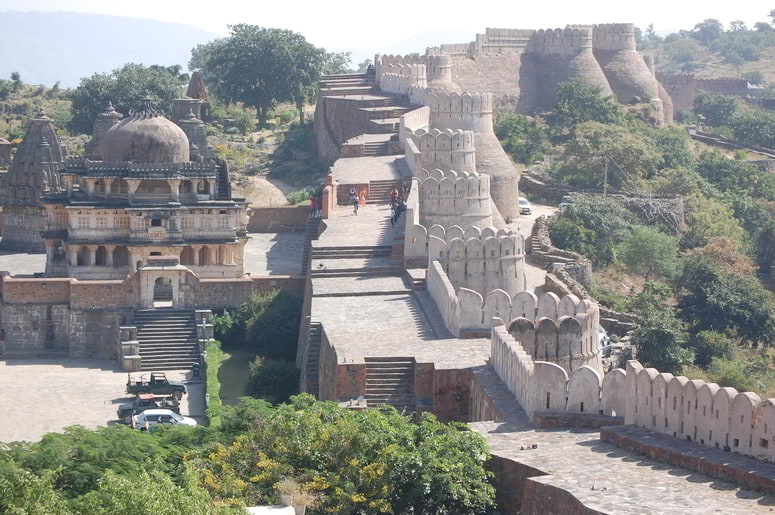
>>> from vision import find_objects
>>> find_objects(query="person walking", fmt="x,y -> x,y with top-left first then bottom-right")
309,196 -> 318,218
359,188 -> 367,207
390,188 -> 398,204
350,187 -> 359,215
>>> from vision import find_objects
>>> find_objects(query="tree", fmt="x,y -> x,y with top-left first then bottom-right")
10,71 -> 21,92
677,256 -> 775,345
551,79 -> 626,129
683,192 -> 747,248
653,126 -> 695,169
495,112 -> 548,165
69,63 -> 185,134
557,122 -> 662,191
693,91 -> 739,126
688,236 -> 755,276
692,19 -> 724,45
618,225 -> 679,283
629,285 -> 693,373
743,71 -> 765,85
245,357 -> 299,404
356,59 -> 372,73
665,38 -> 702,68
191,25 -> 326,126
730,20 -> 748,32
0,460 -> 70,514
187,395 -> 495,513
322,51 -> 352,75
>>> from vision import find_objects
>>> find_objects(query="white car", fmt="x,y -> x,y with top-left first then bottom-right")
132,408 -> 197,430
518,197 -> 532,215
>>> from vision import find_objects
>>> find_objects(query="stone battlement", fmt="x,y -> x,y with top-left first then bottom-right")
526,27 -> 594,55
426,55 -> 452,82
409,128 -> 476,174
591,23 -> 637,51
408,88 -> 494,133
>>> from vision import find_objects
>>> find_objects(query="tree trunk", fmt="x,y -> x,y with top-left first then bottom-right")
257,106 -> 268,127
296,98 -> 305,126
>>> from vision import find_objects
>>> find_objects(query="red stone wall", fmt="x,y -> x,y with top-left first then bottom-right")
432,368 -> 472,421
2,277 -> 71,304
247,205 -> 310,233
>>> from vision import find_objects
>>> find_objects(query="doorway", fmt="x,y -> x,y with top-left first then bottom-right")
153,276 -> 173,307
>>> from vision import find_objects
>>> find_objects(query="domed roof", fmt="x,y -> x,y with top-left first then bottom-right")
100,97 -> 190,164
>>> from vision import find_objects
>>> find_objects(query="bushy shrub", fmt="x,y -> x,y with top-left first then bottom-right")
245,357 -> 299,404
286,189 -> 312,205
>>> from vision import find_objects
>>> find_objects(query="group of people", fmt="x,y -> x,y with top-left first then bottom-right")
308,195 -> 323,217
349,187 -> 367,215
332,186 -> 406,223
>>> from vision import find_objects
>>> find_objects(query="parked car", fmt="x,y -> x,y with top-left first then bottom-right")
518,197 -> 532,215
117,393 -> 180,424
559,195 -> 573,211
126,372 -> 186,398
132,409 -> 197,430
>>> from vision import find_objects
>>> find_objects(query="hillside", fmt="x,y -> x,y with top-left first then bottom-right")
0,11 -> 218,87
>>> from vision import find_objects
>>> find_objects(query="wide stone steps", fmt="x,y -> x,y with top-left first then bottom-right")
300,216 -> 321,276
134,309 -> 199,371
363,142 -> 389,156
364,357 -> 416,413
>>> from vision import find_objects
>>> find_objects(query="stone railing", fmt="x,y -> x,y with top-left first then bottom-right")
118,325 -> 140,371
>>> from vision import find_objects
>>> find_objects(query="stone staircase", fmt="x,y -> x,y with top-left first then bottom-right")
216,162 -> 230,199
318,73 -> 375,97
310,245 -> 396,278
364,357 -> 416,413
303,321 -> 322,396
363,141 -> 390,156
300,216 -> 321,275
368,179 -> 402,204
134,309 -> 199,371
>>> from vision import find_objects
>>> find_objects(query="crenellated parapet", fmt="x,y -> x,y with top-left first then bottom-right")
408,128 -> 476,175
474,28 -> 535,54
379,65 -> 428,95
591,23 -> 637,51
426,55 -> 453,82
418,169 -> 492,228
409,89 -> 494,133
427,224 -> 525,297
526,27 -> 594,55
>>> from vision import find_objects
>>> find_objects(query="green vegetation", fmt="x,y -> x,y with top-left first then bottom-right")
245,357 -> 299,404
214,290 -> 301,361
191,25 -> 347,125
0,396 -> 495,513
205,340 -> 229,426
69,63 -> 188,134
508,75 -> 775,392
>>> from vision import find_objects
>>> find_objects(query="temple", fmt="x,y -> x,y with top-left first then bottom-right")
40,96 -> 248,281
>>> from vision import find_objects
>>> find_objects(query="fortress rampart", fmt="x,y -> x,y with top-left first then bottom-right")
408,128 -> 476,175
408,88 -> 495,134
490,326 -> 775,464
656,72 -> 749,113
426,55 -> 453,82
426,224 -> 526,298
591,23 -> 637,51
414,170 -> 492,229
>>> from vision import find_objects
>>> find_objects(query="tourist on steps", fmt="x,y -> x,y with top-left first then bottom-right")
359,189 -> 367,207
309,196 -> 318,218
350,187 -> 359,215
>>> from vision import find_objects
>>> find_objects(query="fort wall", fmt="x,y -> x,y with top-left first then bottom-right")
399,106 -> 430,146
591,24 -> 658,104
490,326 -> 775,464
417,169 -> 492,229
408,128 -> 476,174
656,72 -> 749,114
426,224 -> 526,297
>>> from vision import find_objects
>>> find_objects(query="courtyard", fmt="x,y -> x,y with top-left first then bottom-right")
0,359 -> 205,443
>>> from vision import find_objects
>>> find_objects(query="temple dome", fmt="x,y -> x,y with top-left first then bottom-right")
100,98 -> 190,163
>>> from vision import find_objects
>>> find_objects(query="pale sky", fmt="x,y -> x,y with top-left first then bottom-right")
1,0 -> 771,64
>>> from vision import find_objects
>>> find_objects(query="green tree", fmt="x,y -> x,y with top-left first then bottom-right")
71,469 -> 222,515
495,112 -> 548,165
356,59 -> 373,73
191,25 -> 326,126
677,256 -> 775,345
693,91 -> 739,127
69,63 -> 185,134
551,79 -> 626,129
690,330 -> 736,368
549,194 -> 635,266
617,225 -> 679,283
0,461 -> 70,514
743,71 -> 765,85
557,121 -> 662,190
665,38 -> 703,69
692,19 -> 724,45
10,72 -> 21,92
188,395 -> 495,513
653,126 -> 695,169
683,192 -> 746,248
630,286 -> 693,373
245,357 -> 299,404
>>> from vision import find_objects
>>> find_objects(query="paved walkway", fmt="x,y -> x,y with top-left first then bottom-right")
0,359 -> 204,443
244,233 -> 304,276
504,201 -> 558,294
331,155 -> 410,185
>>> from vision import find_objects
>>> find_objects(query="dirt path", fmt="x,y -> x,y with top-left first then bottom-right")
233,175 -> 296,206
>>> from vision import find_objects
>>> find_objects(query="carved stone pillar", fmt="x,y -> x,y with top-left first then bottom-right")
67,246 -> 78,266
192,245 -> 201,266
169,179 -> 181,202
104,179 -> 112,198
106,245 -> 114,266
87,245 -> 96,266
86,179 -> 96,199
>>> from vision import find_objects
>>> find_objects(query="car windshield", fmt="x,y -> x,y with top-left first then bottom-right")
519,199 -> 528,205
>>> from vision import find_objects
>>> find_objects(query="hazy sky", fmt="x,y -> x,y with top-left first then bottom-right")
1,0 -> 772,63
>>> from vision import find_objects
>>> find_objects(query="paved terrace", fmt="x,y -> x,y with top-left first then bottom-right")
329,155 -> 409,185
470,367 -> 775,514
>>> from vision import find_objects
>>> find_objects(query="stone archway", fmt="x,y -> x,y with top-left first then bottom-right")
153,276 -> 173,307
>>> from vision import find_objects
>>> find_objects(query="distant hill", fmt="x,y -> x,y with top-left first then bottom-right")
0,11 -> 219,88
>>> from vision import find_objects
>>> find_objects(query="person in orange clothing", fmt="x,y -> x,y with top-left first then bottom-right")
359,188 -> 367,207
